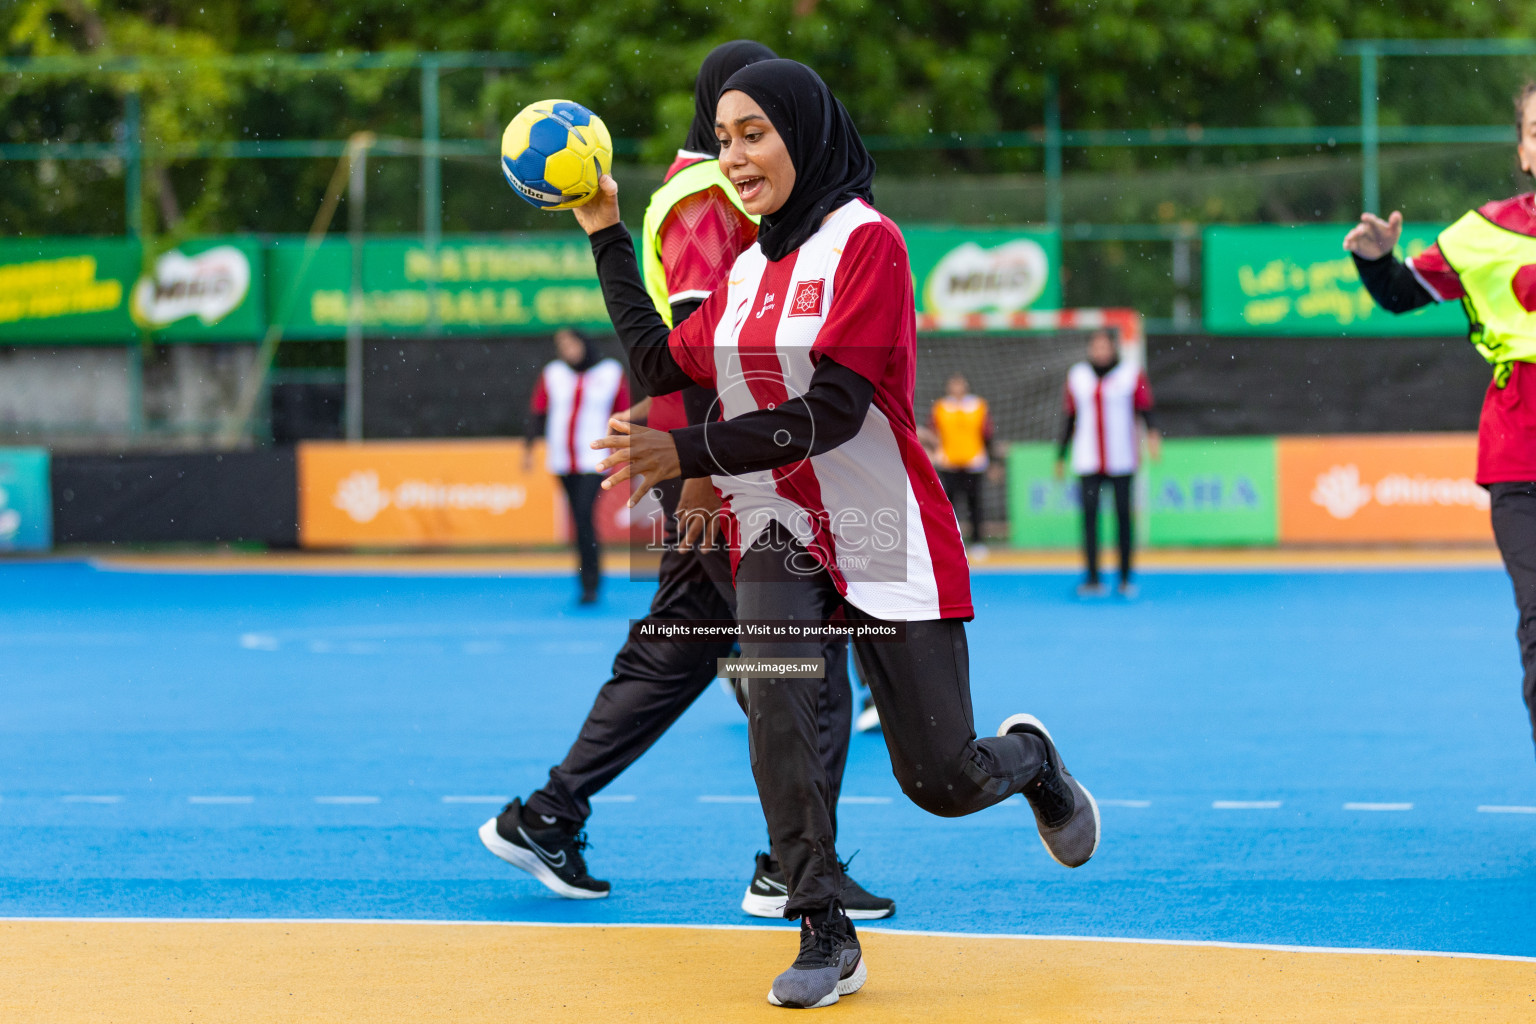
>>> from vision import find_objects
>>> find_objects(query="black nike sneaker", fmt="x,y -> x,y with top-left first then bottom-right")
478,798 -> 610,899
768,903 -> 866,1009
740,851 -> 895,920
998,713 -> 1100,868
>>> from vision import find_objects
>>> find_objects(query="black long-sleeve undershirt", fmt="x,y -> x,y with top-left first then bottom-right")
588,220 -> 874,479
1352,251 -> 1435,314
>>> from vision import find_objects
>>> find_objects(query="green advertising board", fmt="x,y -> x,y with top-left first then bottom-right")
1007,437 -> 1277,549
1145,437 -> 1277,546
0,237 -> 265,343
905,227 -> 1061,317
1202,225 -> 1467,336
0,226 -> 1062,342
266,235 -> 609,338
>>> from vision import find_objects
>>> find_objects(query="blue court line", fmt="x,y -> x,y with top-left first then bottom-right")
1,561 -> 1534,956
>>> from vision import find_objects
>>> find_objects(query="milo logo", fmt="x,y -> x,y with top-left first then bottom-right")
130,245 -> 251,328
924,239 -> 1049,315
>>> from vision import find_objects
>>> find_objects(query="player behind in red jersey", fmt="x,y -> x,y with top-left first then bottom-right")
573,59 -> 1100,1009
479,41 -> 893,923
1346,81 -> 1536,765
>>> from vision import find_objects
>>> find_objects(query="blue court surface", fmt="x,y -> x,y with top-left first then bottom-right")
3,559 -> 1534,957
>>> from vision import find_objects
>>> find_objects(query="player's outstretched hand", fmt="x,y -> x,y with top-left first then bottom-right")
573,174 -> 621,236
1343,210 -> 1402,260
593,416 -> 682,507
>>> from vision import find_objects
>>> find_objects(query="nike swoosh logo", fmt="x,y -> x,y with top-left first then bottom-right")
730,277 -> 745,286
518,826 -> 567,869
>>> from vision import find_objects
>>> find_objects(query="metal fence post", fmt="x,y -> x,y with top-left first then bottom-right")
421,58 -> 442,334
1045,74 -> 1063,229
123,90 -> 142,237
1360,45 -> 1380,213
346,136 -> 372,442
421,57 -> 442,243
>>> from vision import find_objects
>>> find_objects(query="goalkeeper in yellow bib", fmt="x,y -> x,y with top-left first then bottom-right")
1346,81 -> 1536,763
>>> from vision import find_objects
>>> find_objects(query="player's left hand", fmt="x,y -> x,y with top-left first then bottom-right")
1147,429 -> 1163,462
987,464 -> 1005,484
593,417 -> 681,506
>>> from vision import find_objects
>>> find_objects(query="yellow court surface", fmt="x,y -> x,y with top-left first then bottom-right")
3,920 -> 1532,1023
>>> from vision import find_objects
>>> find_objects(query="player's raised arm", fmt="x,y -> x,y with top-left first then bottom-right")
1343,209 -> 1439,314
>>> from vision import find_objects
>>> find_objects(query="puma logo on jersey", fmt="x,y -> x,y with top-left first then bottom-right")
755,292 -> 777,318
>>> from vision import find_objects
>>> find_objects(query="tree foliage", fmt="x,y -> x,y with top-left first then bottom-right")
6,0 -> 1536,235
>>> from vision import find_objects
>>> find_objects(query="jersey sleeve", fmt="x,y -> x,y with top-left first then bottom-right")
1062,381 -> 1076,414
666,281 -> 727,388
812,223 -> 911,383
658,186 -> 758,304
529,371 -> 549,413
1406,242 -> 1465,302
1134,372 -> 1154,412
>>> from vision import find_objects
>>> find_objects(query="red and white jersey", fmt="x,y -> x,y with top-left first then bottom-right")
659,152 -> 759,307
668,199 -> 972,622
1064,361 -> 1152,476
531,358 -> 628,474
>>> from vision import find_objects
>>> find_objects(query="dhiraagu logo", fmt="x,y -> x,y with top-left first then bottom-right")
924,239 -> 1049,315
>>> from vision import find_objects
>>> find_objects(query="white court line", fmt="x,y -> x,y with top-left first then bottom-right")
589,795 -> 636,803
698,795 -> 757,804
1213,800 -> 1281,809
6,916 -> 1533,964
1344,802 -> 1412,811
62,795 -> 121,804
838,796 -> 893,805
314,796 -> 381,805
188,796 -> 254,805
1477,805 -> 1536,814
440,796 -> 507,804
1099,799 -> 1152,808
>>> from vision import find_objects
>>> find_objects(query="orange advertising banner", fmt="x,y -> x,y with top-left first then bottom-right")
298,439 -> 560,547
1277,434 -> 1492,543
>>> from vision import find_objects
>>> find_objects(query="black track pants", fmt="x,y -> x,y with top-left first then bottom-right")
1489,482 -> 1536,758
1079,473 -> 1134,584
735,526 -> 1046,917
560,472 -> 604,597
939,469 -> 985,543
526,485 -> 852,828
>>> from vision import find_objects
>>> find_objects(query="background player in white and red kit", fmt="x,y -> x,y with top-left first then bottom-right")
481,42 -> 893,922
1346,82 -> 1536,765
527,327 -> 627,604
574,59 -> 1101,1009
1055,330 -> 1160,597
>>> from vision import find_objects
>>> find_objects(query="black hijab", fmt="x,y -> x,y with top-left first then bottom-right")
718,59 -> 876,262
684,40 -> 778,155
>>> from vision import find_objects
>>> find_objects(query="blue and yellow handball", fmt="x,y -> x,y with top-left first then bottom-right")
500,99 -> 613,211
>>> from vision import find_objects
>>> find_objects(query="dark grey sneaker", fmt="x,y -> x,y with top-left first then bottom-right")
478,798 -> 610,899
998,714 -> 1100,868
740,852 -> 895,920
767,906 -> 866,1009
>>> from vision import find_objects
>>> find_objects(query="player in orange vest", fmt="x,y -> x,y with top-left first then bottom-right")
927,374 -> 1002,549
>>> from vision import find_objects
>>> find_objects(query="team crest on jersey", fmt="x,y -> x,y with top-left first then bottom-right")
789,278 -> 825,317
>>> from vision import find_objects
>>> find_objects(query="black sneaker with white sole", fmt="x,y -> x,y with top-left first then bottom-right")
998,713 -> 1101,868
740,851 -> 895,920
768,904 -> 866,1009
478,798 -> 610,899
